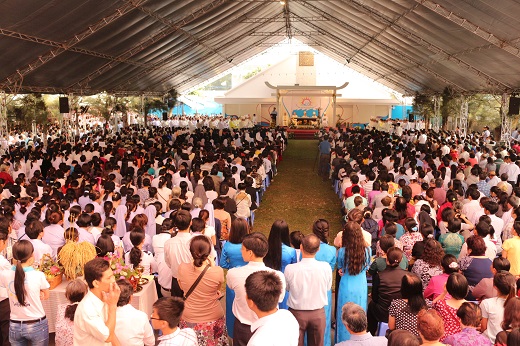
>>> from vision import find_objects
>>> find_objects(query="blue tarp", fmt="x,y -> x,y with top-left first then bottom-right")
390,105 -> 413,120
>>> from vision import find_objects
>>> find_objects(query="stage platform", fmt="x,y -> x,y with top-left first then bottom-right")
287,128 -> 319,140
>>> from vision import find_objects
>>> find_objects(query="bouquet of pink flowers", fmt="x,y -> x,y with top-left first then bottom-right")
39,254 -> 63,280
103,252 -> 138,280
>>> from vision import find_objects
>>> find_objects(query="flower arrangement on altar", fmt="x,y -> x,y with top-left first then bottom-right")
103,252 -> 138,280
39,254 -> 63,289
103,252 -> 143,291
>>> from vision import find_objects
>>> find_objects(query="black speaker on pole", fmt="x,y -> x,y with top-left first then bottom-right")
508,97 -> 520,116
167,99 -> 174,108
162,112 -> 168,121
408,113 -> 414,122
59,97 -> 70,113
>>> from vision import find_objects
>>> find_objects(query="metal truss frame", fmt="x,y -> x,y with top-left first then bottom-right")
501,93 -> 512,147
415,0 -> 520,60
458,95 -> 468,138
292,16 -> 431,93
337,0 -> 511,91
112,3 -> 275,91
70,0 -> 231,89
292,2 -> 465,93
0,0 -> 147,92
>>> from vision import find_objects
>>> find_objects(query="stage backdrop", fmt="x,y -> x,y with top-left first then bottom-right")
281,94 -> 332,123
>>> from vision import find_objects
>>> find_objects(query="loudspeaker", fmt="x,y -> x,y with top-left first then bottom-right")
162,112 -> 168,121
59,97 -> 69,113
509,97 -> 520,116
167,99 -> 174,108
408,113 -> 414,122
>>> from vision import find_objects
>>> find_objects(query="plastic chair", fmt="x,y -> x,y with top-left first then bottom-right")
376,322 -> 389,337
249,210 -> 255,227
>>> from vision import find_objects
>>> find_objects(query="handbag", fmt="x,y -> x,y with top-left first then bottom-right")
183,264 -> 210,300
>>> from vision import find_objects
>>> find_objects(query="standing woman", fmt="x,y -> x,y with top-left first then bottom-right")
312,219 -> 336,346
178,235 -> 228,345
0,240 -> 50,346
219,218 -> 249,338
0,231 -> 11,346
264,219 -> 297,309
335,221 -> 371,343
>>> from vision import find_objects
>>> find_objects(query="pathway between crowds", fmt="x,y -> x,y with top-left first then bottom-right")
253,139 -> 343,238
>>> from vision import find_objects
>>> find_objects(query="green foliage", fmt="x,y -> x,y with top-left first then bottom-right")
412,92 -> 435,128
87,92 -> 116,122
243,67 -> 261,80
467,94 -> 501,131
144,98 -> 167,114
19,94 -> 50,130
441,86 -> 459,129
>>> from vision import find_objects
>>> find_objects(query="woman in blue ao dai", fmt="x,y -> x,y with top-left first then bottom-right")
312,219 -> 337,346
335,221 -> 371,344
264,219 -> 297,309
219,218 -> 249,338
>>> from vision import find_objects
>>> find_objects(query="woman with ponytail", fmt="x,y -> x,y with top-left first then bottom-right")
124,228 -> 157,275
178,235 -> 227,345
312,218 -> 336,345
55,279 -> 88,346
102,217 -> 122,252
0,240 -> 50,345
0,231 -> 11,346
480,271 -> 517,343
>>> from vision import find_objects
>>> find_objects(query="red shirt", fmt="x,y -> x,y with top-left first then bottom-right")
0,171 -> 14,184
344,184 -> 365,198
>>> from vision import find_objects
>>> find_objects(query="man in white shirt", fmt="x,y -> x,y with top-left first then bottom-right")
115,280 -> 155,346
462,189 -> 483,225
74,257 -> 121,346
164,210 -> 193,298
245,271 -> 299,346
284,234 -> 332,346
227,232 -> 286,346
484,201 -> 504,253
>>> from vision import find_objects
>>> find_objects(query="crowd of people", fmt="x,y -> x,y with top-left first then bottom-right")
1,118 -> 520,346
0,123 -> 288,346
317,125 -> 520,345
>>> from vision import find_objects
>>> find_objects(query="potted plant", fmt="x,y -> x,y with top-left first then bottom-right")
39,254 -> 63,290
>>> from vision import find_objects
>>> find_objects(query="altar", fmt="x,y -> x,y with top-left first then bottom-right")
290,108 -> 320,128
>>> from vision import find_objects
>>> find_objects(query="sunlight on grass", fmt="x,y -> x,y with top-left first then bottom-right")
253,140 -> 343,242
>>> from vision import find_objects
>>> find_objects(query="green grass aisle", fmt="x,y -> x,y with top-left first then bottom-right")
253,140 -> 343,239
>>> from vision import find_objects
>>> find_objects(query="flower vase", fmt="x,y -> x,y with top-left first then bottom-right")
128,275 -> 139,292
47,274 -> 63,290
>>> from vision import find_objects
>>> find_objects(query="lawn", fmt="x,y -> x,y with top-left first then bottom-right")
253,140 -> 343,242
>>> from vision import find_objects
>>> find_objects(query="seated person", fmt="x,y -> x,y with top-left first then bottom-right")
472,257 -> 510,301
444,302 -> 492,346
335,302 -> 387,346
368,235 -> 408,276
115,280 -> 155,346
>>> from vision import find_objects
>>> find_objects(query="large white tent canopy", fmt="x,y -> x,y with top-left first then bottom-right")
1,0 -> 520,96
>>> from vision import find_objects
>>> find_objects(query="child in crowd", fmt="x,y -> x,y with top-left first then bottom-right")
289,230 -> 303,262
151,297 -> 198,346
